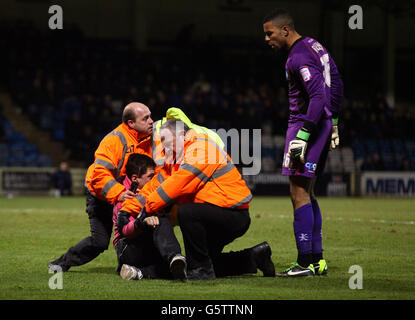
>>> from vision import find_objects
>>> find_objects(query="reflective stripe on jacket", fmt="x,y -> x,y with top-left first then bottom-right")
121,129 -> 251,216
85,123 -> 152,204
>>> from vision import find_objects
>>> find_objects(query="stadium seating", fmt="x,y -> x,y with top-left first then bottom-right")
341,147 -> 356,173
326,148 -> 343,173
0,105 -> 52,167
1,22 -> 414,172
0,143 -> 8,166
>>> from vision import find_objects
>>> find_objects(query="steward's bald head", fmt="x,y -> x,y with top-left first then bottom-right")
122,102 -> 149,124
122,102 -> 153,136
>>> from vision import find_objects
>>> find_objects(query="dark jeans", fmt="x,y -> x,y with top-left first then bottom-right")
116,215 -> 182,279
177,202 -> 256,277
51,192 -> 113,268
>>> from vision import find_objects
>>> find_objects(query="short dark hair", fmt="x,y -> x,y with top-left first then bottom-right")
122,107 -> 136,124
160,119 -> 190,134
263,8 -> 295,30
125,154 -> 156,179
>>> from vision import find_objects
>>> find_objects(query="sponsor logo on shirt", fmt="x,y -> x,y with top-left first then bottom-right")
299,66 -> 311,82
305,162 -> 317,173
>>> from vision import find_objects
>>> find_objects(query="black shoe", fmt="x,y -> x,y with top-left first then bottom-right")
169,254 -> 187,281
187,266 -> 216,280
115,262 -> 122,274
250,242 -> 275,277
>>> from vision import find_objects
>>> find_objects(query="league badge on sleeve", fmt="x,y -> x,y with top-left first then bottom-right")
299,66 -> 311,82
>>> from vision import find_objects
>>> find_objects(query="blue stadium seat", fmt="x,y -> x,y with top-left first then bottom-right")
405,140 -> 415,154
0,143 -> 8,166
37,154 -> 53,167
53,127 -> 65,141
10,142 -> 25,158
353,138 -> 366,160
391,139 -> 404,153
382,157 -> 396,170
7,154 -> 25,167
8,131 -> 26,143
2,121 -> 13,136
22,143 -> 40,166
364,139 -> 379,153
39,106 -> 54,130
261,147 -> 276,158
1,118 -> 53,167
61,97 -> 82,118
24,153 -> 39,166
380,143 -> 396,169
24,143 -> 39,155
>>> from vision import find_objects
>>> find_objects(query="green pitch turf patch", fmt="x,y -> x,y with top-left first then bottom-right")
0,196 -> 414,300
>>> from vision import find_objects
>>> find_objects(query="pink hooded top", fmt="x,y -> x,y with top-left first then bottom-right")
112,176 -> 142,248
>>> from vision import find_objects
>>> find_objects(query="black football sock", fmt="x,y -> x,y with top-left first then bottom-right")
312,253 -> 323,264
297,253 -> 312,268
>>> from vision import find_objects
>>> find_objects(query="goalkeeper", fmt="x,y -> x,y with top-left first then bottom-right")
263,9 -> 343,277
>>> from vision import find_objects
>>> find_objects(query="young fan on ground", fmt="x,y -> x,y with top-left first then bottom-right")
113,153 -> 186,280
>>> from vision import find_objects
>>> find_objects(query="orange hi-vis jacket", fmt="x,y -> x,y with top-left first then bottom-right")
85,123 -> 157,205
121,129 -> 252,217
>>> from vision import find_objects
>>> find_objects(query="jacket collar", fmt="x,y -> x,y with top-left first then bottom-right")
120,123 -> 150,143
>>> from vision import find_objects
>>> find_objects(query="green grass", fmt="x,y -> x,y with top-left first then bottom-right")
0,196 -> 414,300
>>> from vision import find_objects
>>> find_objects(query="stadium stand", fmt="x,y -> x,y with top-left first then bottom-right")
0,102 -> 52,167
1,21 -> 414,172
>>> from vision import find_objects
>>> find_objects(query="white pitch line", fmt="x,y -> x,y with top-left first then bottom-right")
2,208 -> 415,225
0,208 -> 82,214
261,213 -> 414,226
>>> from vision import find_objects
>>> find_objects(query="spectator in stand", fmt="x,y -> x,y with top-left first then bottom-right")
361,155 -> 374,171
52,161 -> 73,196
399,157 -> 411,171
372,153 -> 386,171
3,21 -> 415,174
361,153 -> 385,171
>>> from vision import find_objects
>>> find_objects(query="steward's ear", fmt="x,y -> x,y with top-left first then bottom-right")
127,119 -> 135,129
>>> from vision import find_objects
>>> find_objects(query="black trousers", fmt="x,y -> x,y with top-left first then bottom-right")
53,192 -> 113,268
116,215 -> 182,279
177,203 -> 256,277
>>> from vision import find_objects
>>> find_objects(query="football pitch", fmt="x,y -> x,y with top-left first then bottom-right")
0,196 -> 414,300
